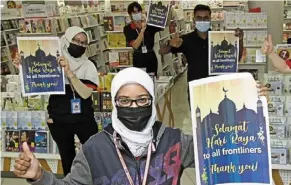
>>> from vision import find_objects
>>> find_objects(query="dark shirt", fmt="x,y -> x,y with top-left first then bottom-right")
47,79 -> 97,123
123,22 -> 162,51
171,29 -> 209,82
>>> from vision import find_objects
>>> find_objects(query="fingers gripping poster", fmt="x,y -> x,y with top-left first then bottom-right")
189,73 -> 271,185
17,37 -> 65,96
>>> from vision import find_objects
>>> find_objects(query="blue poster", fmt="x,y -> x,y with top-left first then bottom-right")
209,31 -> 239,75
17,37 -> 65,96
189,73 -> 271,185
146,0 -> 170,28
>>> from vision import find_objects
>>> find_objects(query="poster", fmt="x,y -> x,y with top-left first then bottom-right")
275,44 -> 291,61
146,0 -> 170,28
17,37 -> 65,96
209,31 -> 239,75
189,73 -> 271,185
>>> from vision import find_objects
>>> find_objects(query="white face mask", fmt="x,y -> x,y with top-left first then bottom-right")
195,21 -> 210,33
132,12 -> 142,21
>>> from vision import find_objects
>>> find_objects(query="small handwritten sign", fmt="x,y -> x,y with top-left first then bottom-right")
189,73 -> 272,185
146,0 -> 170,28
17,37 -> 65,96
209,31 -> 239,75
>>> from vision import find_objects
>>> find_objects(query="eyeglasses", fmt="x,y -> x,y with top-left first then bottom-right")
71,38 -> 88,47
115,97 -> 152,107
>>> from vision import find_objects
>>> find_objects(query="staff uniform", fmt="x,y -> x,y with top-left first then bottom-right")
47,27 -> 99,175
123,23 -> 162,75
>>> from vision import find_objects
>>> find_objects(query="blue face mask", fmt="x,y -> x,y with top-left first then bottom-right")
132,13 -> 142,21
195,21 -> 210,33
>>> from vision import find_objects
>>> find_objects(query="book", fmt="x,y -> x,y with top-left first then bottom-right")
109,52 -> 120,67
17,111 -> 32,130
6,111 -> 18,130
113,16 -> 126,32
102,112 -> 112,128
35,131 -> 49,153
119,52 -> 130,65
101,92 -> 112,112
20,130 -> 36,152
31,111 -> 47,130
91,91 -> 101,112
103,16 -> 114,31
5,131 -> 20,152
107,33 -> 126,48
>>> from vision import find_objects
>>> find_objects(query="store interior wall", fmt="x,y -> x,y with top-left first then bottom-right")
248,0 -> 284,71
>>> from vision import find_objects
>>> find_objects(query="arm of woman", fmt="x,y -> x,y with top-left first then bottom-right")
123,24 -> 146,50
67,71 -> 93,99
262,34 -> 291,73
268,52 -> 291,73
59,57 -> 98,100
131,29 -> 145,49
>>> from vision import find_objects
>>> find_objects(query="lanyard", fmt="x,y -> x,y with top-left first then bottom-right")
113,131 -> 155,185
68,77 -> 76,99
136,29 -> 145,47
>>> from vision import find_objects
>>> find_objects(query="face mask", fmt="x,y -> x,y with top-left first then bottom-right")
67,43 -> 86,58
195,21 -> 210,33
132,13 -> 142,21
116,105 -> 152,132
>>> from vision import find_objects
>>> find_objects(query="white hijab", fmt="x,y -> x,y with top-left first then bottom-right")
111,67 -> 157,157
60,26 -> 98,85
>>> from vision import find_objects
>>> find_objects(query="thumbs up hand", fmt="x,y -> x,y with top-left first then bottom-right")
14,142 -> 42,181
170,33 -> 183,48
261,34 -> 274,55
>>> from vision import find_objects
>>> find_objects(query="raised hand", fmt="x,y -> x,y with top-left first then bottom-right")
261,34 -> 274,55
170,33 -> 183,48
234,28 -> 244,41
12,53 -> 22,69
14,142 -> 42,181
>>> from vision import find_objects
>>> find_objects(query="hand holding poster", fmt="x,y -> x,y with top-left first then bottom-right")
209,31 -> 239,75
189,73 -> 271,185
17,37 -> 65,96
146,0 -> 170,28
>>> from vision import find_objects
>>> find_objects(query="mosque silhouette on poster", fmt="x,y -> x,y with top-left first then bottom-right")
195,88 -> 270,185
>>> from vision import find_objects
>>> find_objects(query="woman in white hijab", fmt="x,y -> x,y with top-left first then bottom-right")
14,67 -> 269,185
12,26 -> 99,176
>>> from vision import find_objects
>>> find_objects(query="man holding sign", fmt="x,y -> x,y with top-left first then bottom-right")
160,4 -> 244,103
123,1 -> 173,76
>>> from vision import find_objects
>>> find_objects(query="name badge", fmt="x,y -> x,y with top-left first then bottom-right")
71,99 -> 81,114
142,46 -> 147,53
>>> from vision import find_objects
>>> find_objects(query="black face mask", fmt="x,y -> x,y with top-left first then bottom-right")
67,43 -> 86,58
116,105 -> 152,132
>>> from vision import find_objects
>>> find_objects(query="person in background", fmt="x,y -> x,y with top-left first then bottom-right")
123,1 -> 173,76
159,4 -> 244,104
12,26 -> 99,176
14,67 -> 269,185
262,34 -> 291,73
